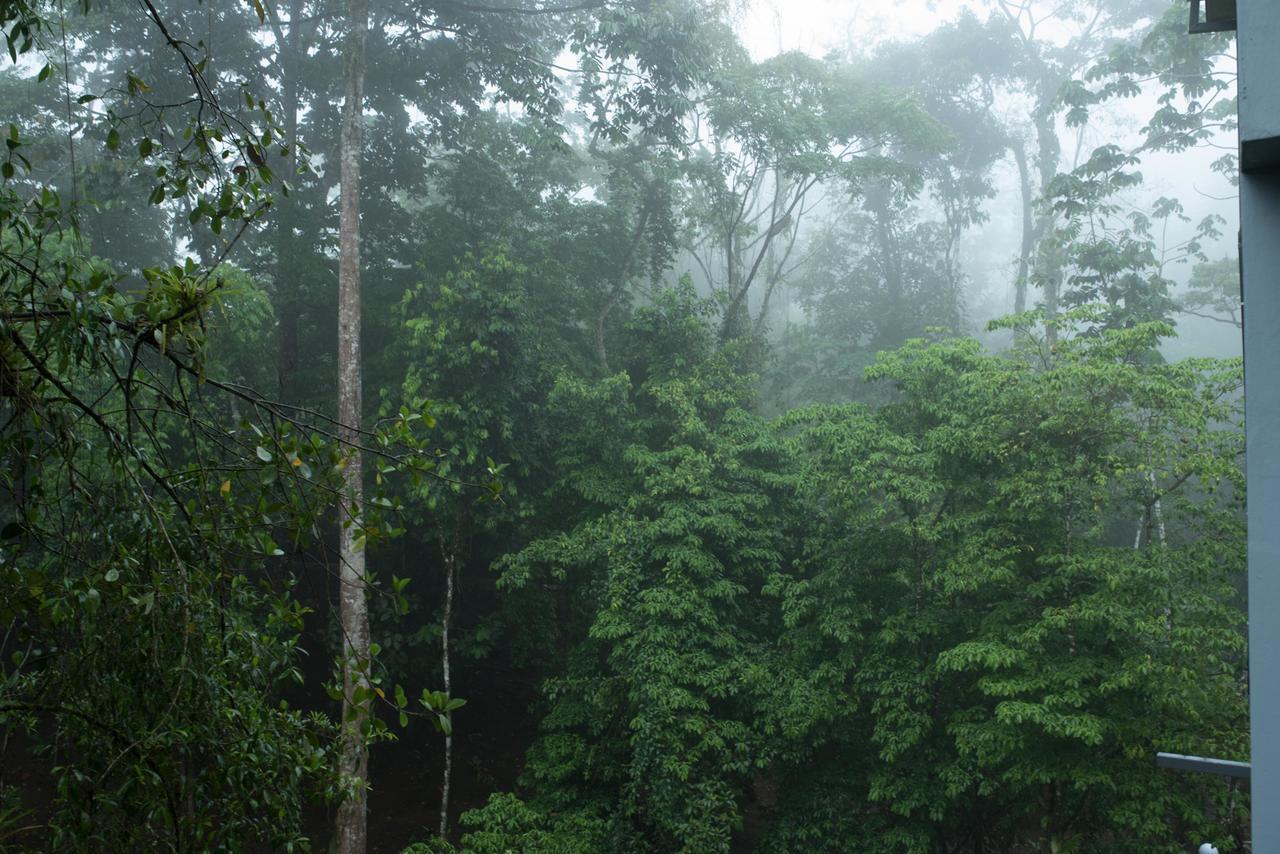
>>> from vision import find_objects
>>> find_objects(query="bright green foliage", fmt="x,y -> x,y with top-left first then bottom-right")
458,793 -> 611,853
477,292 -> 799,852
459,310 -> 1248,852
766,317 -> 1247,851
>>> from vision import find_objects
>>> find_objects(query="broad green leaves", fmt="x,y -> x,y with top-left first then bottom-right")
467,318 -> 1246,852
770,322 -> 1246,851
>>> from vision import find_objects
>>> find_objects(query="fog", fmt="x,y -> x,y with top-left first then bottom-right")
0,0 -> 1251,851
742,0 -> 1242,360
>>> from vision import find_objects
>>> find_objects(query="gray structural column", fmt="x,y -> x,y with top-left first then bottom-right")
1240,0 -> 1280,847
1244,174 -> 1280,848
1239,1 -> 1280,173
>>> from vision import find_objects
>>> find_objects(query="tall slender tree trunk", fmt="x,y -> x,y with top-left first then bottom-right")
719,226 -> 742,339
593,200 -> 652,373
274,0 -> 303,398
334,0 -> 369,850
1013,142 -> 1033,316
1148,471 -> 1167,547
1032,103 -> 1061,346
439,542 -> 456,840
867,183 -> 904,351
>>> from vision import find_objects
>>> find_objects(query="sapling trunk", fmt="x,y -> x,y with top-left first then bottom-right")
439,547 -> 455,840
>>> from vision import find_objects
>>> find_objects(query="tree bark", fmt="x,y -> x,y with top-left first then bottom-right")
593,200 -> 652,373
270,0 -> 303,398
1013,141 -> 1033,316
334,0 -> 369,850
722,174 -> 814,342
1032,103 -> 1061,346
867,183 -> 905,351
439,543 -> 456,840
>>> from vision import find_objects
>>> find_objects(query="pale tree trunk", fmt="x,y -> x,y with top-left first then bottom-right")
1042,253 -> 1060,348
593,198 -> 652,373
268,0 -> 303,398
1013,141 -> 1033,316
866,183 -> 905,351
1149,471 -> 1167,547
334,0 -> 369,850
1133,472 -> 1167,550
439,542 -> 456,840
1032,103 -> 1061,346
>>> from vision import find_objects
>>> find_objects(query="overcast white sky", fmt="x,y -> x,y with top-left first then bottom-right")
738,0 -> 975,59
729,0 -> 1242,357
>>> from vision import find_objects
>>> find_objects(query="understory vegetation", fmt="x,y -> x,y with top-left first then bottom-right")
0,0 -> 1248,851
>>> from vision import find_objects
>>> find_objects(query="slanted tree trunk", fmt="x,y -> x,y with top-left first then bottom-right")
334,0 -> 369,850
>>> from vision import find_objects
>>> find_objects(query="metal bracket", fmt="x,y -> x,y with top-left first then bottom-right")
1157,752 -> 1252,780
1190,0 -> 1238,33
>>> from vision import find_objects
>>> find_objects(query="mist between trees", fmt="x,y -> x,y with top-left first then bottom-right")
0,0 -> 1249,851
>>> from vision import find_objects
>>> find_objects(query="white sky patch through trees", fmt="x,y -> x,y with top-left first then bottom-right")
735,0 -> 1242,359
739,0 -> 976,60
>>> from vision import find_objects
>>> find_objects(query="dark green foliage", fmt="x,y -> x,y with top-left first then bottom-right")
0,2 -> 439,847
0,210 -> 344,849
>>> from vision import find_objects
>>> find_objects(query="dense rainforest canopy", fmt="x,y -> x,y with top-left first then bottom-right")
0,0 -> 1249,851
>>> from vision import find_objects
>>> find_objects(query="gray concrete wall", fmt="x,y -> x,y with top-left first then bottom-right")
1240,3 -> 1280,846
1244,168 -> 1280,851
1239,1 -> 1280,171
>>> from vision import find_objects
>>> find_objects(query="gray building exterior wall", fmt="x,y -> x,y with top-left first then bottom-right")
1240,0 -> 1280,848
1244,172 -> 1279,851
1239,1 -> 1280,172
